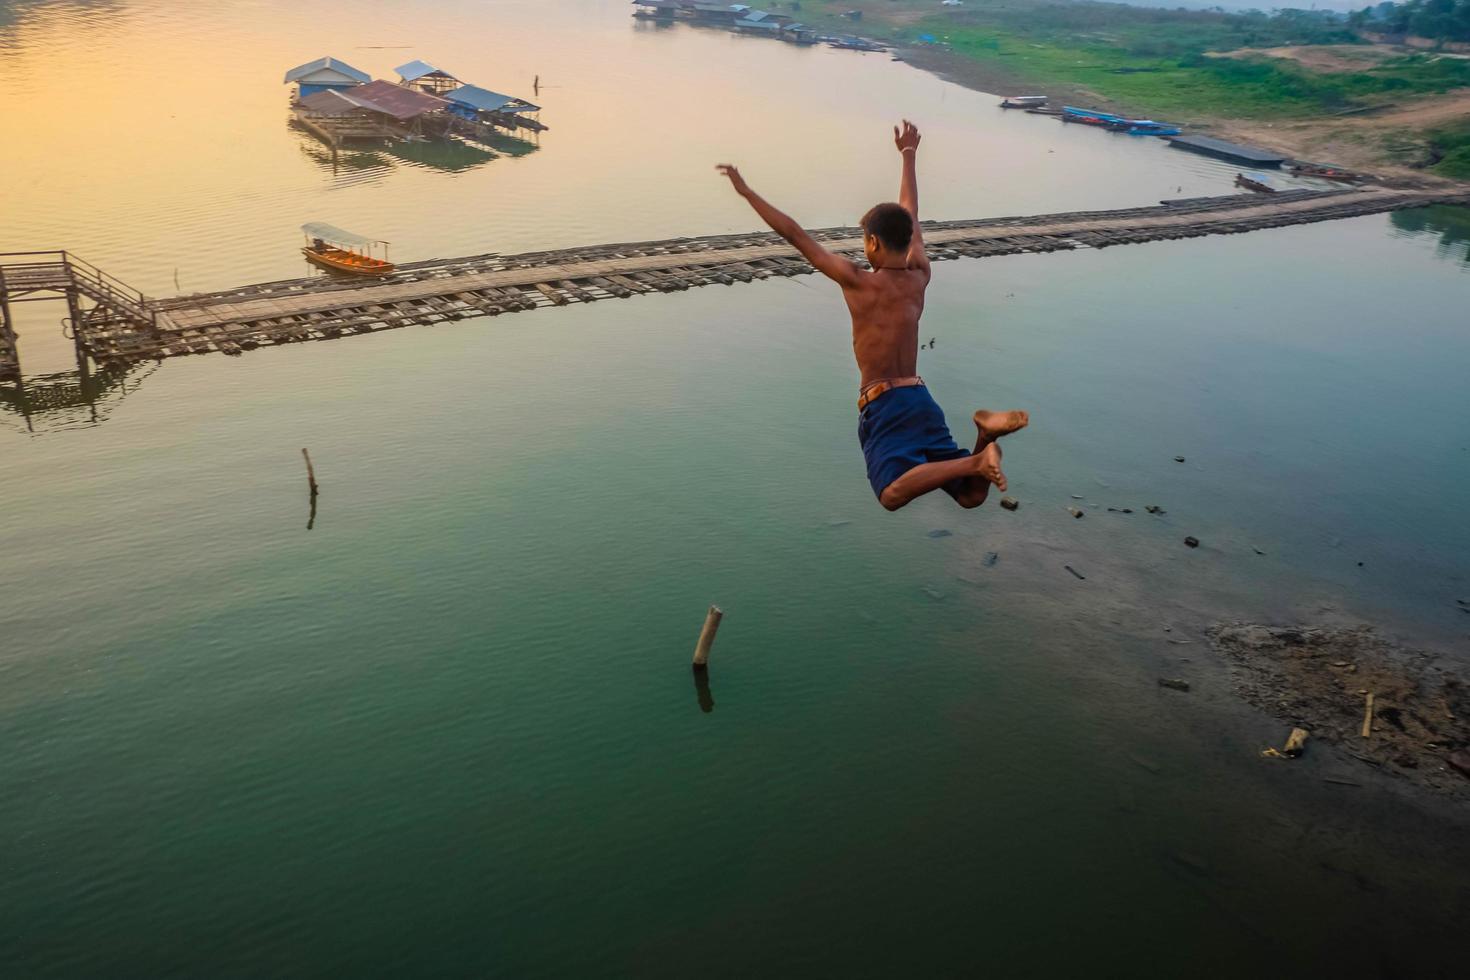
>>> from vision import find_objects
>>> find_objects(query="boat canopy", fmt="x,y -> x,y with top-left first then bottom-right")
301,222 -> 387,248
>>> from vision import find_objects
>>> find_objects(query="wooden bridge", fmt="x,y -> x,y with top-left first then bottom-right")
3,185 -> 1466,380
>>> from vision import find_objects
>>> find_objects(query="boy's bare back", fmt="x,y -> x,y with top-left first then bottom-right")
842,265 -> 929,385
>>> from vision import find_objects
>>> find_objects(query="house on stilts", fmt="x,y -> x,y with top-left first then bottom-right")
394,60 -> 463,97
443,84 -> 548,136
283,56 -> 371,101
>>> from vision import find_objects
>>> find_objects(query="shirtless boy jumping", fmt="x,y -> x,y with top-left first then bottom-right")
718,121 -> 1028,511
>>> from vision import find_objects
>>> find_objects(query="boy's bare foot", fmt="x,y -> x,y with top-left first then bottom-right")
974,409 -> 1029,441
975,442 -> 1007,491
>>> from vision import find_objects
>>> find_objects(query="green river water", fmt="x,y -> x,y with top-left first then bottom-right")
3,1 -> 1469,976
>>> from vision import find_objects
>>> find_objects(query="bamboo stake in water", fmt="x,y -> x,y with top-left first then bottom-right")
692,605 -> 723,670
1361,691 -> 1375,738
301,448 -> 320,498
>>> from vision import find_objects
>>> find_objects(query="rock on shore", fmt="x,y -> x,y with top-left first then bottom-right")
1209,624 -> 1470,794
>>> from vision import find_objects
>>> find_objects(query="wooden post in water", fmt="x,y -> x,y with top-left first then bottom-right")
692,605 -> 722,670
65,286 -> 88,377
301,447 -> 320,497
1361,691 -> 1375,738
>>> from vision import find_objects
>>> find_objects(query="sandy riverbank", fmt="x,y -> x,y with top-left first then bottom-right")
895,43 -> 1469,187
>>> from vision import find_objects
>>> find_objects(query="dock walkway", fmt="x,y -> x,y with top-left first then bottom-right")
6,186 -> 1467,372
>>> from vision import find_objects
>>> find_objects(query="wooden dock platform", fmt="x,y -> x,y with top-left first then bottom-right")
4,185 -> 1467,373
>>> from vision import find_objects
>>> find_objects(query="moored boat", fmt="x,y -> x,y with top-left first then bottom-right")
1000,95 -> 1048,109
1110,119 -> 1181,137
1234,172 -> 1276,194
1289,162 -> 1369,183
1061,106 -> 1124,127
301,222 -> 396,276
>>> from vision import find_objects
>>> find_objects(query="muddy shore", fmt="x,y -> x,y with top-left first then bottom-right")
893,42 -> 1468,187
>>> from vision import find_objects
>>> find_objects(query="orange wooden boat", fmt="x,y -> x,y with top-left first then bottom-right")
301,222 -> 395,276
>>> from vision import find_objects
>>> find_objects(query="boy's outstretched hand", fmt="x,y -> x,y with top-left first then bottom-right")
716,163 -> 750,196
894,120 -> 921,154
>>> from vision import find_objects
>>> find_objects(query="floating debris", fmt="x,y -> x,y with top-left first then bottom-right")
1146,505 -> 1165,515
983,551 -> 999,567
1174,456 -> 1186,463
1184,536 -> 1200,548
999,496 -> 1019,511
1158,677 -> 1191,692
1068,507 -> 1085,519
927,528 -> 953,539
1064,564 -> 1086,580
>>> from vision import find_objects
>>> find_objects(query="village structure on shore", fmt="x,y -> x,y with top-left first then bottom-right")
283,56 -> 547,152
631,1 -> 886,51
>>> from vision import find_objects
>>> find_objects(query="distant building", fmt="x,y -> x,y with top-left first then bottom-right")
394,60 -> 462,97
282,57 -> 371,99
632,0 -> 681,16
734,10 -> 788,32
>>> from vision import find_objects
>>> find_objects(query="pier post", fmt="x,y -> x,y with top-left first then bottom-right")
692,605 -> 723,670
65,286 -> 89,376
0,276 -> 19,385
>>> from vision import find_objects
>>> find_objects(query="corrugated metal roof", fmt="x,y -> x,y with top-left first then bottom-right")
283,56 -> 371,85
444,84 -> 540,114
394,59 -> 454,82
296,90 -> 367,116
336,79 -> 450,121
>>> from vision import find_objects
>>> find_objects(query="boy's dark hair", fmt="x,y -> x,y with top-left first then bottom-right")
861,202 -> 914,254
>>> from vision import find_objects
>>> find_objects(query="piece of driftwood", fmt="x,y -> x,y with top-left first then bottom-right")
692,605 -> 723,670
301,448 -> 320,497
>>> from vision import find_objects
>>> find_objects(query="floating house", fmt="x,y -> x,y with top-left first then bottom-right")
443,84 -> 547,134
1167,135 -> 1287,168
632,0 -> 681,16
283,56 -> 371,99
394,59 -> 462,97
734,10 -> 788,33
294,80 -> 450,144
687,2 -> 743,21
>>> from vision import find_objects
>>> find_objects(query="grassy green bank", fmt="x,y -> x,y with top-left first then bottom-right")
797,0 -> 1470,177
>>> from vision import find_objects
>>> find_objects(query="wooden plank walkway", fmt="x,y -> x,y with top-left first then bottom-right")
28,185 -> 1470,367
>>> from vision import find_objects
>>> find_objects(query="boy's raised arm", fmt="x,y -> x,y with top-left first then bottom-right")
717,164 -> 861,287
894,120 -> 929,270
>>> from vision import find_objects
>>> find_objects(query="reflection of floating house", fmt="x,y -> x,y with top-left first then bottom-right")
394,59 -> 462,97
294,80 -> 450,145
283,56 -> 371,99
443,84 -> 547,134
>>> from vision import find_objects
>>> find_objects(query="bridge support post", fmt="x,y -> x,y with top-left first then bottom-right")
0,275 -> 20,384
65,286 -> 90,379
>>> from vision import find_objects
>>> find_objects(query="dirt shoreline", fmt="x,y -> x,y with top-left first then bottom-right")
894,44 -> 1468,188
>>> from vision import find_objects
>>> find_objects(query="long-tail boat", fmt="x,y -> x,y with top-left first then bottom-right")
301,222 -> 396,276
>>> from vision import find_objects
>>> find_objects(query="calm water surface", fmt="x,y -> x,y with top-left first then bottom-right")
3,1 -> 1469,977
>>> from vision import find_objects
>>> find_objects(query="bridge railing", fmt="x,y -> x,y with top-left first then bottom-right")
0,250 -> 155,327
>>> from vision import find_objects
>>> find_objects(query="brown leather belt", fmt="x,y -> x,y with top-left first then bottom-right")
858,376 -> 924,411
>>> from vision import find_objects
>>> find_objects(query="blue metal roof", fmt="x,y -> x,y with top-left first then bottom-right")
444,84 -> 539,113
283,56 -> 371,85
394,59 -> 452,82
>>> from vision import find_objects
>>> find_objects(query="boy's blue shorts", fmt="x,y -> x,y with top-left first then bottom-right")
857,384 -> 969,499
